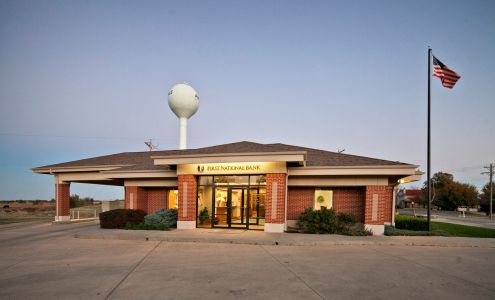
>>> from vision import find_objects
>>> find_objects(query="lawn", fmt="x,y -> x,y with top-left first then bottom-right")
385,221 -> 495,238
430,222 -> 495,238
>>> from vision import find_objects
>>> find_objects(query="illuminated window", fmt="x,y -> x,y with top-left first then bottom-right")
314,189 -> 333,210
168,189 -> 178,209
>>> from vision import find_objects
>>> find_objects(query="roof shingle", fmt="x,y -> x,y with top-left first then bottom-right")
34,141 -> 411,171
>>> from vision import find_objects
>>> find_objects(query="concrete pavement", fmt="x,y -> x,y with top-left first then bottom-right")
1,222 -> 495,299
73,222 -> 495,248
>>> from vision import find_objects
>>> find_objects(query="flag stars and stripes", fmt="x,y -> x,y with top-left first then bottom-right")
432,55 -> 461,89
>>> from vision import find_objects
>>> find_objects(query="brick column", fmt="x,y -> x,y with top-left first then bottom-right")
55,183 -> 70,222
125,186 -> 148,212
177,175 -> 197,229
265,173 -> 287,232
364,185 -> 393,235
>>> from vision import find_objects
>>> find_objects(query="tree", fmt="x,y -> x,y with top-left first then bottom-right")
70,194 -> 94,208
479,182 -> 495,214
479,182 -> 495,205
419,172 -> 479,210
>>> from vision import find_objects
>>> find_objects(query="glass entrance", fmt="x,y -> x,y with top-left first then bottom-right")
196,175 -> 266,230
214,187 -> 248,228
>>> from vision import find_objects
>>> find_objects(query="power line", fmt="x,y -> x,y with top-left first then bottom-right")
0,132 -> 168,141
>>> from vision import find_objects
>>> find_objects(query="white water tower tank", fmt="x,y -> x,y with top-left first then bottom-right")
168,83 -> 199,149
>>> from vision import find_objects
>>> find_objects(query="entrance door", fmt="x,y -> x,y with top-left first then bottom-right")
213,187 -> 248,229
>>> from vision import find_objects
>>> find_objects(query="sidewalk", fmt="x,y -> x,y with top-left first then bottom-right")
73,223 -> 495,248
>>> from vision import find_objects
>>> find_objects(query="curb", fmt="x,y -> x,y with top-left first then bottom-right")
73,232 -> 495,248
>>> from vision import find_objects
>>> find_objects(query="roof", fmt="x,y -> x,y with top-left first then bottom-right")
33,141 -> 412,172
405,189 -> 422,196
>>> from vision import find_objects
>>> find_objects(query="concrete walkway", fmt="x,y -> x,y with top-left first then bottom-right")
74,222 -> 495,248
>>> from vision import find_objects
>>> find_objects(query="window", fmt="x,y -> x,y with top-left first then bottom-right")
314,189 -> 332,210
168,189 -> 178,209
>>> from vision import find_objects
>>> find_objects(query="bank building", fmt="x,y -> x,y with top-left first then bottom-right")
32,84 -> 421,235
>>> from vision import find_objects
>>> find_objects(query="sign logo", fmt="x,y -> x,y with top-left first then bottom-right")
197,165 -> 205,173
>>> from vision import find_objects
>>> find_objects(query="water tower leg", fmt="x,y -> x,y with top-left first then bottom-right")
179,117 -> 187,150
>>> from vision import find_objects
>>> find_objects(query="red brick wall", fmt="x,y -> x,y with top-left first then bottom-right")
333,187 -> 365,223
55,183 -> 70,217
147,188 -> 168,213
178,175 -> 197,221
125,186 -> 148,212
287,187 -> 314,219
287,187 -> 365,223
364,186 -> 393,224
265,173 -> 286,224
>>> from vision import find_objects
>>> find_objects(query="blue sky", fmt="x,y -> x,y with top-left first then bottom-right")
1,0 -> 494,200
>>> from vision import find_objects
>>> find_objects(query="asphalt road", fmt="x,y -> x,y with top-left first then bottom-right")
1,222 -> 494,300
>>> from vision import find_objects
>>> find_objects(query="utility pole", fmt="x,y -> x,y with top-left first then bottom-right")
482,163 -> 494,221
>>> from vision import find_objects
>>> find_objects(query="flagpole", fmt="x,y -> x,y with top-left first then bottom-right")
427,47 -> 431,231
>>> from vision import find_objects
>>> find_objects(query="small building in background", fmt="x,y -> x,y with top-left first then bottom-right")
396,189 -> 422,208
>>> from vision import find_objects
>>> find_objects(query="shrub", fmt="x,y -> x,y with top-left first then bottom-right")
336,212 -> 355,227
99,209 -> 146,229
297,208 -> 369,235
144,208 -> 178,228
124,223 -> 170,231
298,207 -> 337,234
339,226 -> 373,236
394,215 -> 428,231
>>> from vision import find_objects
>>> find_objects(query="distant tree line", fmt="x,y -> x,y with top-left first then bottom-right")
1,199 -> 54,204
412,172 -> 493,212
70,194 -> 95,208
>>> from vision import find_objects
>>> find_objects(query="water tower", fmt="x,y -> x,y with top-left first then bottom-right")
167,83 -> 199,150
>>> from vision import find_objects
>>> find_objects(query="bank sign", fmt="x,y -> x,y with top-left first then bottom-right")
177,162 -> 286,175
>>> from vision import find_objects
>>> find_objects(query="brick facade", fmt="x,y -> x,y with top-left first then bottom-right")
287,187 -> 366,223
364,185 -> 393,225
55,183 -> 70,217
287,187 -> 314,220
178,175 -> 197,222
125,186 -> 148,212
265,173 -> 286,224
333,187 -> 365,223
147,188 -> 168,213
124,187 -> 169,214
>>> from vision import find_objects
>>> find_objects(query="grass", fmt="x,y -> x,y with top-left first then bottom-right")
430,222 -> 495,238
386,222 -> 495,238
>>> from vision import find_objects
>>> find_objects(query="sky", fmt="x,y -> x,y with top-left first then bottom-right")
0,0 -> 494,200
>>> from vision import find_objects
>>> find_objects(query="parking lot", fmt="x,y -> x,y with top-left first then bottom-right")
1,222 -> 494,299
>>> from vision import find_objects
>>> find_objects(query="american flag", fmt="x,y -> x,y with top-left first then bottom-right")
432,55 -> 461,89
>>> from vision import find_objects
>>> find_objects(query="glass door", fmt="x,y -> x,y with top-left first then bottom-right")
230,188 -> 248,228
213,187 -> 248,229
249,187 -> 265,230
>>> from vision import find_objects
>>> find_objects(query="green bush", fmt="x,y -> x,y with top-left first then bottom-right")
394,215 -> 428,231
144,208 -> 178,228
298,207 -> 337,233
99,209 -> 146,229
124,223 -> 170,231
297,208 -> 363,235
339,226 -> 373,236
